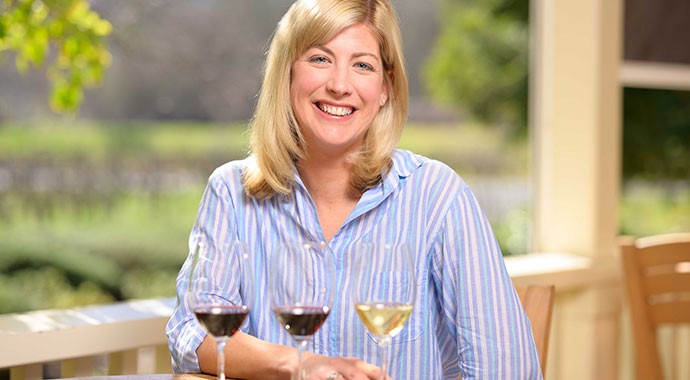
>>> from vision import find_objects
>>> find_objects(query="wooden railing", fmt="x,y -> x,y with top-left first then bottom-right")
0,298 -> 176,380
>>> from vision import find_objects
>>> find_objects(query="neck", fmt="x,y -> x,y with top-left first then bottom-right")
297,154 -> 361,242
297,155 -> 353,203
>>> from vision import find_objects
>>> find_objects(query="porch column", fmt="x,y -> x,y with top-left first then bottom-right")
530,0 -> 623,379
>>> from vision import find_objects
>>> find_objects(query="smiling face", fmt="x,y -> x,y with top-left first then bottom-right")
290,23 -> 389,159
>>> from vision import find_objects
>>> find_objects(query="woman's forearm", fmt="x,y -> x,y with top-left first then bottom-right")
196,331 -> 298,379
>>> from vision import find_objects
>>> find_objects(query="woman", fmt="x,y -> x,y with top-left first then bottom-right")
166,0 -> 542,379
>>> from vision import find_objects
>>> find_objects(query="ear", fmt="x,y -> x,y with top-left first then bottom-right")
380,79 -> 390,106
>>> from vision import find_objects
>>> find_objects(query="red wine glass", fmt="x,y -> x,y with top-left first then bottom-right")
188,239 -> 253,380
269,241 -> 335,380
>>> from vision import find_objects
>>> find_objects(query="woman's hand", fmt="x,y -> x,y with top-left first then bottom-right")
301,353 -> 391,380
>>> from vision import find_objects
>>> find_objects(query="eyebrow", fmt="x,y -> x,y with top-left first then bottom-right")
314,45 -> 381,62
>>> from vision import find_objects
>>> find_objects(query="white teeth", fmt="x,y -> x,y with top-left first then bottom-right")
318,103 -> 353,116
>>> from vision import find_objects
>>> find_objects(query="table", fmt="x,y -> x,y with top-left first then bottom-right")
59,374 -> 218,380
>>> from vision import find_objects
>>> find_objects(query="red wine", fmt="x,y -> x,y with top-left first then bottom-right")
194,305 -> 249,337
273,306 -> 330,336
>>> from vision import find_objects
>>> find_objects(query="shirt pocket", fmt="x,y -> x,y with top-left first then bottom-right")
364,268 -> 428,344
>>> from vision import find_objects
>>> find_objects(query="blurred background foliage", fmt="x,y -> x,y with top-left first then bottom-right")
427,0 -> 690,180
424,0 -> 529,137
0,0 -> 688,315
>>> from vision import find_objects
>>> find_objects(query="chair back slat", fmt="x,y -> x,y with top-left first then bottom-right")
516,284 -> 555,377
638,249 -> 690,267
620,233 -> 690,380
651,301 -> 690,324
645,273 -> 690,295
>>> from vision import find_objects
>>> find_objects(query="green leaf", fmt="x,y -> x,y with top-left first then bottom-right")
0,18 -> 7,39
62,35 -> 79,58
93,18 -> 111,36
29,1 -> 49,25
24,28 -> 48,65
50,79 -> 83,113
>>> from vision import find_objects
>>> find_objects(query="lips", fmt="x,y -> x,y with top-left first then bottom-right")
316,102 -> 354,117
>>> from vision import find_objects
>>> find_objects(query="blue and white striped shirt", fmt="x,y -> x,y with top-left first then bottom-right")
166,149 -> 542,379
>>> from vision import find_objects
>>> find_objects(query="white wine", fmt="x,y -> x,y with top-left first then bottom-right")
355,302 -> 413,337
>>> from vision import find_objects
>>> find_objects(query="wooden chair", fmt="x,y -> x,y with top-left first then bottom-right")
516,284 -> 555,377
620,233 -> 690,380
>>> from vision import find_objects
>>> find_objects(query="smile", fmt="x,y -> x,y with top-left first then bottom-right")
317,102 -> 354,117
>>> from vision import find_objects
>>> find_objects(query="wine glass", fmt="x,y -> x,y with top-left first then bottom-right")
187,238 -> 254,380
269,241 -> 335,380
352,242 -> 416,380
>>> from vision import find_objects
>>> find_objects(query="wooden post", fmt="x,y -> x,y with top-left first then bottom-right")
530,0 -> 623,378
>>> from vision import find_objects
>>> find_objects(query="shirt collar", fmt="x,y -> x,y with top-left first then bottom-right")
291,149 -> 423,199
363,149 -> 423,202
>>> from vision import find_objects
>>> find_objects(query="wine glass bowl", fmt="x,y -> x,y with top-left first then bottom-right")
353,242 -> 416,379
273,305 -> 330,337
269,241 -> 335,380
354,302 -> 413,339
193,304 -> 249,338
187,238 -> 253,380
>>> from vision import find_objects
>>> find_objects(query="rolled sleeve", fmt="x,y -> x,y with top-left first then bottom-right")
166,167 -> 239,373
166,309 -> 206,373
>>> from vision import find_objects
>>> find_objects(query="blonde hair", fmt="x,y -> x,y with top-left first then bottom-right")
243,0 -> 409,199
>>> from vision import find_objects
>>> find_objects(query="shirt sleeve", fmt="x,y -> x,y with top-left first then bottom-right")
165,254 -> 207,373
431,184 -> 543,379
165,166 -> 241,373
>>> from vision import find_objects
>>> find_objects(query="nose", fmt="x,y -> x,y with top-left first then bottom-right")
326,66 -> 352,96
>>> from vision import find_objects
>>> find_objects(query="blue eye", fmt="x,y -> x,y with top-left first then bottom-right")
309,56 -> 330,64
355,62 -> 375,72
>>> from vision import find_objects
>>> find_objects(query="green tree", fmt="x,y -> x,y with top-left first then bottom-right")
0,0 -> 112,113
423,0 -> 529,137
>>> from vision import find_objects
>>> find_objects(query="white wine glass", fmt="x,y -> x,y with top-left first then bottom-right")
187,238 -> 254,380
353,242 -> 416,380
269,241 -> 335,380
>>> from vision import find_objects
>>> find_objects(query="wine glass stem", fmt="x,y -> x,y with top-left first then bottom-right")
296,339 -> 309,380
379,340 -> 390,380
216,337 -> 228,380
